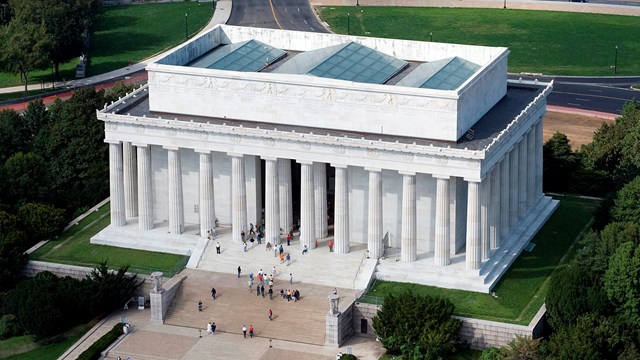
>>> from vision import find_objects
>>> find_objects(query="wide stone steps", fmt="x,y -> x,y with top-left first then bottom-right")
162,269 -> 353,346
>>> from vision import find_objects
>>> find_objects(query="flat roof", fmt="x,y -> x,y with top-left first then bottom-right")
110,84 -> 542,151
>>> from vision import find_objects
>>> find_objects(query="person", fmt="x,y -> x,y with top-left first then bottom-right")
211,287 -> 216,300
256,284 -> 261,296
280,289 -> 285,299
315,239 -> 318,248
268,287 -> 273,299
257,272 -> 263,284
260,284 -> 265,298
271,265 -> 277,277
279,244 -> 284,255
280,251 -> 285,263
237,266 -> 242,278
302,245 -> 308,255
268,279 -> 273,288
249,223 -> 255,235
211,322 -> 216,334
333,288 -> 338,295
207,230 -> 211,240
249,324 -> 254,338
216,241 -> 221,254
242,324 -> 247,338
266,242 -> 272,251
198,300 -> 203,311
250,236 -> 255,249
248,278 -> 253,292
249,272 -> 254,281
211,227 -> 217,239
287,289 -> 292,301
268,309 -> 273,321
286,253 -> 291,266
328,239 -> 334,252
243,242 -> 247,252
241,230 -> 246,242
257,233 -> 262,244
274,247 -> 278,258
294,289 -> 300,301
286,233 -> 291,246
289,273 -> 293,285
207,322 -> 213,334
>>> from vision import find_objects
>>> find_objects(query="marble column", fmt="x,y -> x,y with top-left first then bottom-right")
518,136 -> 528,219
230,153 -> 247,242
527,130 -> 536,208
198,151 -> 215,238
400,172 -> 417,262
108,141 -> 126,227
535,120 -> 543,196
334,165 -> 349,254
278,159 -> 293,235
167,147 -> 184,234
299,161 -> 315,250
265,158 -> 281,245
434,175 -> 450,266
509,145 -> 519,228
490,164 -> 501,249
480,178 -> 490,261
367,168 -> 383,259
500,154 -> 510,239
314,162 -> 328,239
123,142 -> 138,219
466,180 -> 481,270
136,144 -> 153,230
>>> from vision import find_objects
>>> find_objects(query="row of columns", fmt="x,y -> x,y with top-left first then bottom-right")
107,119 -> 542,269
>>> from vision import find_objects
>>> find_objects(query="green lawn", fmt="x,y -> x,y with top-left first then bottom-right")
0,336 -> 80,360
362,195 -> 600,324
0,2 -> 213,88
319,7 -> 640,76
29,203 -> 189,276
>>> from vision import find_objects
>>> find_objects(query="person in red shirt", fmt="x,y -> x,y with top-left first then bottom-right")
268,309 -> 273,321
329,240 -> 334,252
249,325 -> 254,338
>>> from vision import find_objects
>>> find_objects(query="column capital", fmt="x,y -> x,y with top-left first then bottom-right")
262,156 -> 278,162
227,152 -> 244,158
365,167 -> 382,173
132,142 -> 148,148
296,159 -> 314,165
331,163 -> 348,169
194,149 -> 212,154
163,145 -> 180,151
399,171 -> 416,176
432,174 -> 450,180
464,175 -> 487,183
104,139 -> 121,145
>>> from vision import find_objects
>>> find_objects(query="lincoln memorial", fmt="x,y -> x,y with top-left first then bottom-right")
93,25 -> 558,293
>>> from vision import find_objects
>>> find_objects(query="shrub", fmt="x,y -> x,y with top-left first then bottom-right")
76,322 -> 123,360
0,314 -> 21,339
372,291 -> 461,360
339,354 -> 357,360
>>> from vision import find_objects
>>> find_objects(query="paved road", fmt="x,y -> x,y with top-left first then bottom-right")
510,74 -> 640,114
228,0 -> 329,32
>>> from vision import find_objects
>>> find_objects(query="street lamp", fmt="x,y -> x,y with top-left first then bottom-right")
185,13 -> 189,40
503,0 -> 507,9
430,32 -> 433,42
614,45 -> 618,75
356,0 -> 360,6
347,13 -> 350,35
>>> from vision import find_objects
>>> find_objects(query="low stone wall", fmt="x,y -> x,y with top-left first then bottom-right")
352,301 -> 546,350
150,274 -> 187,322
22,260 -> 155,299
326,302 -> 355,347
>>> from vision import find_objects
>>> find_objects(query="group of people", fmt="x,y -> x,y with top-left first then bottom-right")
279,288 -> 301,302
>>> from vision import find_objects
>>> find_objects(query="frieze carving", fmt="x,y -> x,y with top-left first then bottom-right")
263,138 -> 276,147
334,146 -> 346,155
106,123 -> 118,130
165,128 -> 177,137
299,142 -> 311,150
402,153 -> 414,161
436,156 -> 448,165
135,125 -> 145,133
367,149 -> 379,158
231,135 -> 242,143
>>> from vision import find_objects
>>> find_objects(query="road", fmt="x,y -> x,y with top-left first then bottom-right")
228,0 -> 329,32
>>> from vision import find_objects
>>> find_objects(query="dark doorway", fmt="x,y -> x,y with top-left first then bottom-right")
360,318 -> 368,334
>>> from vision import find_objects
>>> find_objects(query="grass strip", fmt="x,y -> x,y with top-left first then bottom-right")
319,7 -> 640,76
364,195 -> 599,324
29,203 -> 188,277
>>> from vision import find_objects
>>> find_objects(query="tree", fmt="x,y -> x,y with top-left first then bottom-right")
21,100 -> 49,147
0,0 -> 10,26
2,152 -> 50,207
0,110 -> 24,165
500,335 -> 541,360
85,261 -> 142,317
603,241 -> 640,328
543,314 -> 616,360
611,175 -> 640,224
9,0 -> 96,79
0,210 -> 26,292
543,132 -> 579,193
17,203 -> 66,244
372,291 -> 461,359
0,20 -> 52,91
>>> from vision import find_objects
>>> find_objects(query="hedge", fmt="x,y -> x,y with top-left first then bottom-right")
76,322 -> 124,360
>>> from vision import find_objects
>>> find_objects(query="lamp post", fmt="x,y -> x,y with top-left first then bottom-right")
356,0 -> 359,6
503,0 -> 507,9
185,13 -> 189,40
614,45 -> 618,74
430,32 -> 433,42
347,13 -> 350,35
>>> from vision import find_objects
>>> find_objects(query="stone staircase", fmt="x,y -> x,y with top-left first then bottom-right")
162,269 -> 358,346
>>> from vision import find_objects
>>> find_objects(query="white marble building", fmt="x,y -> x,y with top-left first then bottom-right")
94,25 -> 557,292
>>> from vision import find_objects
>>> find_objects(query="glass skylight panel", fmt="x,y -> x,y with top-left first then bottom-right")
308,42 -> 407,84
420,57 -> 480,90
206,40 -> 286,72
